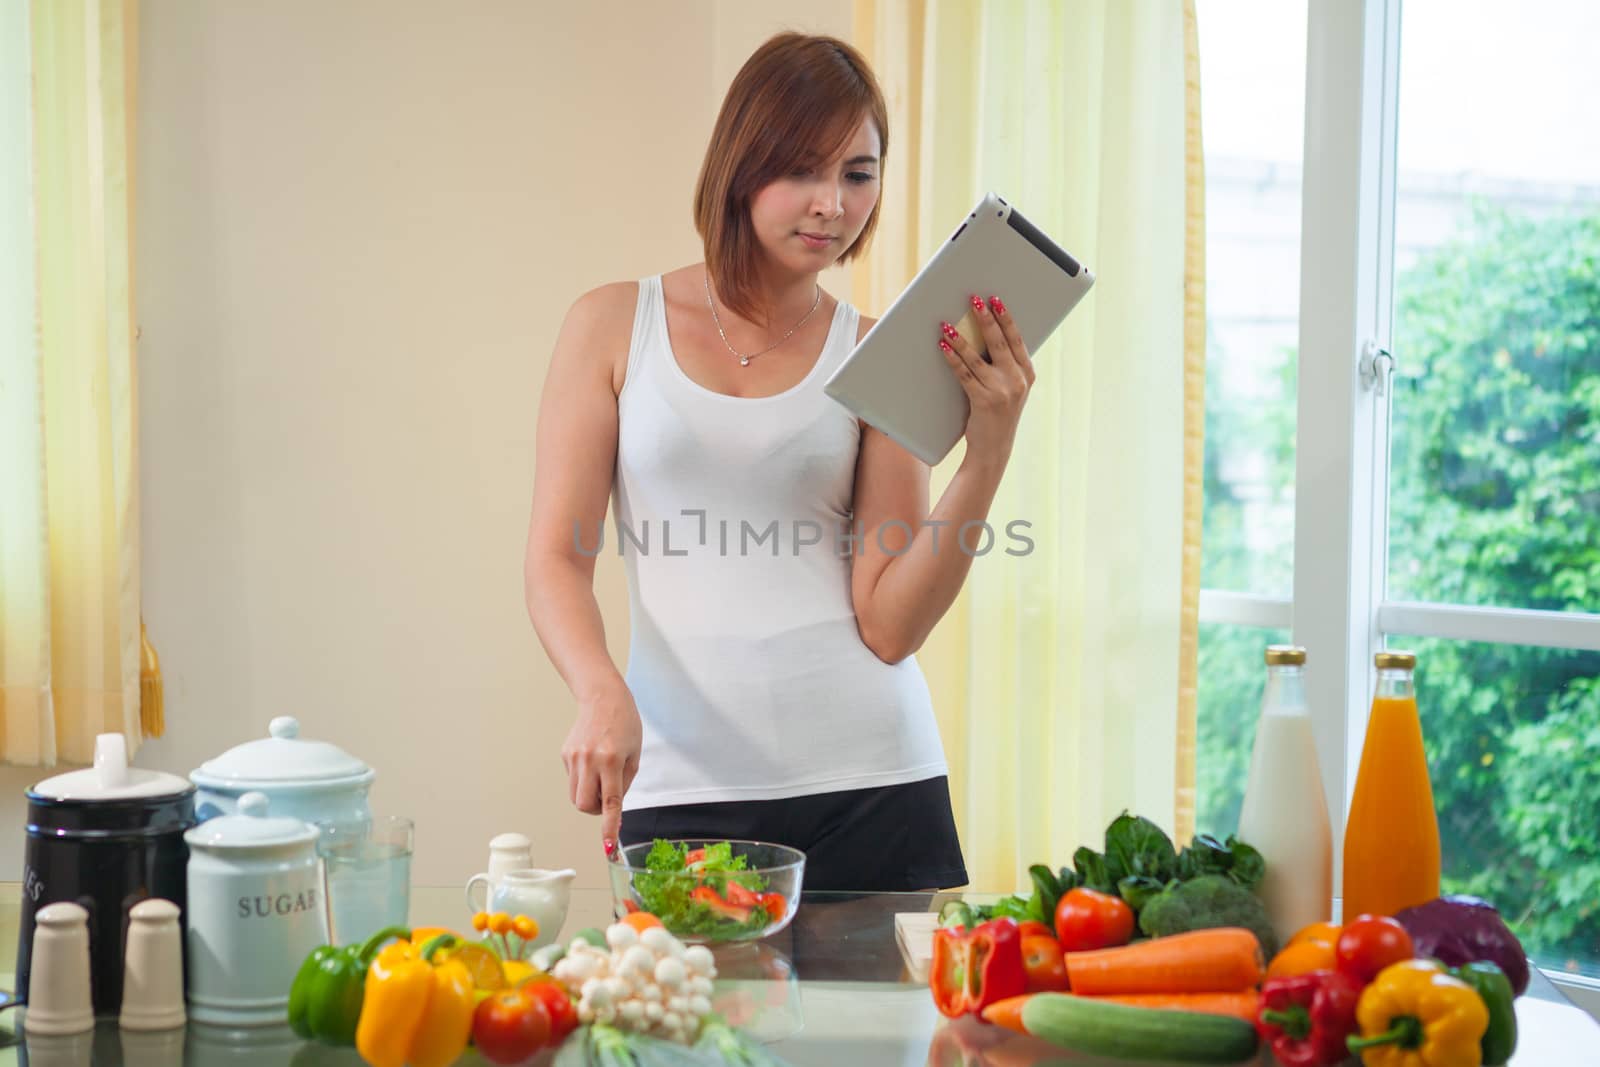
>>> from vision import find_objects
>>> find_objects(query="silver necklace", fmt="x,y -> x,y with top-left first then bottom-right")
704,271 -> 822,366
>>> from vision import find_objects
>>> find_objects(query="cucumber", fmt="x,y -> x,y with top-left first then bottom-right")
1020,994 -> 1259,1064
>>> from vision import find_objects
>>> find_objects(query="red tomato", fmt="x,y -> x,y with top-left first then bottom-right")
523,979 -> 579,1044
1021,935 -> 1070,992
1335,914 -> 1416,985
1054,888 -> 1135,952
472,988 -> 551,1065
1017,920 -> 1056,941
724,882 -> 761,908
757,892 -> 788,921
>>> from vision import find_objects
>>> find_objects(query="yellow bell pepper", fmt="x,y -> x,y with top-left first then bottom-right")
1347,959 -> 1490,1067
355,934 -> 477,1067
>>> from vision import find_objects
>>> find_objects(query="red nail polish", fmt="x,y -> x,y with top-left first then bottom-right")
941,321 -> 957,338
603,838 -> 618,860
989,296 -> 1006,316
939,339 -> 953,353
971,294 -> 985,312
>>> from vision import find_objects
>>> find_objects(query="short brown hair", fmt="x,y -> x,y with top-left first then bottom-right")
693,33 -> 889,325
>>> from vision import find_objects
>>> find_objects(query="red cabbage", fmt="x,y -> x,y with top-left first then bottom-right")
1392,895 -> 1530,996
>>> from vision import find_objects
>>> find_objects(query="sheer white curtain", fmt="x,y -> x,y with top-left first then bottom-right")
853,0 -> 1207,887
1,0 -> 154,767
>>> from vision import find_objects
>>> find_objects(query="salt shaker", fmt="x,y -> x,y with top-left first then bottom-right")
23,901 -> 94,1035
120,898 -> 186,1030
464,831 -> 533,913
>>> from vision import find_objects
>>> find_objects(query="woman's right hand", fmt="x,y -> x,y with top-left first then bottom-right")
561,678 -> 643,851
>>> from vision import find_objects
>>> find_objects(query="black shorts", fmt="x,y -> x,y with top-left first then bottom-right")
619,775 -> 969,892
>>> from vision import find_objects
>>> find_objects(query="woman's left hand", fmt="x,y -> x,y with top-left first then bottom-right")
938,294 -> 1035,467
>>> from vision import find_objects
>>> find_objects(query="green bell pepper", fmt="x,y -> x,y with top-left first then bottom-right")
1450,960 -> 1518,1066
288,925 -> 411,1045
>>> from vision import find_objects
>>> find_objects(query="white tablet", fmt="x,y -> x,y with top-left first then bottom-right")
823,192 -> 1095,465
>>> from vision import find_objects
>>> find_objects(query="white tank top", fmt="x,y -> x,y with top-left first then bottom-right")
612,276 -> 948,809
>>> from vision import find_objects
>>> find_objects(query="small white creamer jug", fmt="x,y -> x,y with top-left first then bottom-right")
481,869 -> 574,950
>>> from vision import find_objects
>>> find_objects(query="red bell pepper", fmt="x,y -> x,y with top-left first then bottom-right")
929,918 -> 1026,1018
1255,969 -> 1363,1067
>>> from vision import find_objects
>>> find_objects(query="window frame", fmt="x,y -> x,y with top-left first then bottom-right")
1197,0 -> 1600,999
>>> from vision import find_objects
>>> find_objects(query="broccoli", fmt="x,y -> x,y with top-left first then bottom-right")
1137,874 -> 1278,958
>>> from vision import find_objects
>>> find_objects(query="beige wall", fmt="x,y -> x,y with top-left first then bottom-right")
0,0 -> 854,889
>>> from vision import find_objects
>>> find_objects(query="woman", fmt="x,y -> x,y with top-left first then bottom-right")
523,32 -> 1034,892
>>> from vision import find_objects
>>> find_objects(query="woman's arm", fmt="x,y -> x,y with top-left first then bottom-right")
524,282 -> 641,849
850,296 -> 1035,663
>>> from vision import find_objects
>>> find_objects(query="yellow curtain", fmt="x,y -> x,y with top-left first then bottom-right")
0,0 -> 148,767
855,0 -> 1206,890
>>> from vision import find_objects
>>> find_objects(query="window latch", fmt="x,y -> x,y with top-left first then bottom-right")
1359,340 -> 1395,396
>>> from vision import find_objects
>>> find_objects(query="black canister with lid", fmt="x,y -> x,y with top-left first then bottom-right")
17,733 -> 196,1016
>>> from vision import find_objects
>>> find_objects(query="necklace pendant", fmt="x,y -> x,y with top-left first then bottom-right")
740,356 -> 751,367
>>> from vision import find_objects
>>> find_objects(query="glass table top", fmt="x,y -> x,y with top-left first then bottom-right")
0,885 -> 1594,1066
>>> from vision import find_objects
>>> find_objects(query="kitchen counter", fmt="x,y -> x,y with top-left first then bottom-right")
0,884 -> 1594,1066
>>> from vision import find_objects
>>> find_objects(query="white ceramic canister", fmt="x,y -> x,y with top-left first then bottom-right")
189,717 -> 375,832
183,792 -> 328,1027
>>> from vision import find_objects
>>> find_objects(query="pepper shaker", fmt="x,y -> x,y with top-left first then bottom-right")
23,902 -> 94,1035
120,898 -> 186,1030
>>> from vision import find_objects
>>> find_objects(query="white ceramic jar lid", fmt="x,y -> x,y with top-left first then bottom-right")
192,716 -> 371,785
183,792 -> 320,849
31,734 -> 193,801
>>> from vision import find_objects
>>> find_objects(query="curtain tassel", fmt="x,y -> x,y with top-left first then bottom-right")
139,619 -> 165,738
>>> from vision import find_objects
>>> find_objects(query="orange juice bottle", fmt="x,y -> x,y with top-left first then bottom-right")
1341,650 -> 1441,919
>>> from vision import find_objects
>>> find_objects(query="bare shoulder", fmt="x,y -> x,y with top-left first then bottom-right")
565,281 -> 638,333
558,281 -> 640,393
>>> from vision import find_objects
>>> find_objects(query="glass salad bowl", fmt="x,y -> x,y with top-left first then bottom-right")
607,839 -> 805,944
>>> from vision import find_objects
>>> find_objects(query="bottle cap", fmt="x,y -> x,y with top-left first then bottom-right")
1264,645 -> 1307,666
1375,650 -> 1417,670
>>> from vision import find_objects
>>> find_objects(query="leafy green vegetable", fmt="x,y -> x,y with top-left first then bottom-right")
1104,813 -> 1179,884
1137,874 -> 1278,957
936,892 -> 1034,929
1170,833 -> 1265,891
1117,875 -> 1166,913
937,814 -> 1271,939
1028,865 -> 1065,927
629,840 -> 770,942
1226,840 -> 1265,890
1177,833 -> 1231,880
1074,846 -> 1113,894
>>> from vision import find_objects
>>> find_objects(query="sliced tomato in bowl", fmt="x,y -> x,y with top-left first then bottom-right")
757,892 -> 788,921
691,885 -> 754,923
724,881 -> 762,908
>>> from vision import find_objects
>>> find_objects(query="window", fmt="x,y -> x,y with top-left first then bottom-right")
1198,0 -> 1600,987
1381,0 -> 1600,980
1194,0 -> 1306,832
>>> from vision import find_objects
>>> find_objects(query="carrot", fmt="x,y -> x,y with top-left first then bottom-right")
1063,928 -> 1264,995
979,993 -> 1036,1034
1072,990 -> 1262,1022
